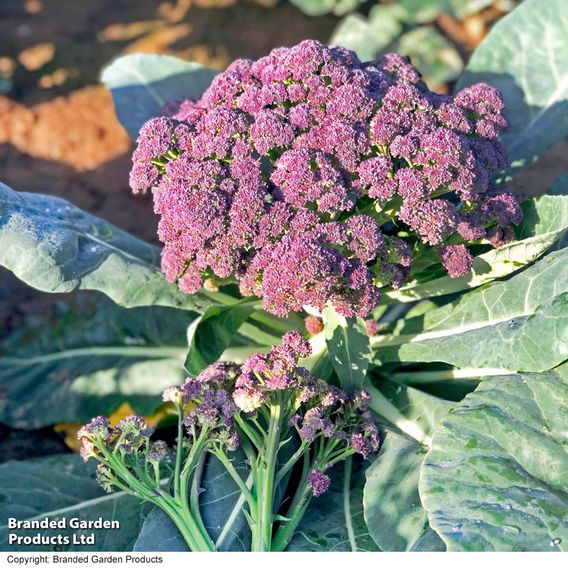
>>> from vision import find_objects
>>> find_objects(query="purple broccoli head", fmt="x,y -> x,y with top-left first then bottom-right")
130,40 -> 521,318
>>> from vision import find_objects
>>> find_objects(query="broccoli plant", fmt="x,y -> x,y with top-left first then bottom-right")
78,334 -> 379,551
0,0 -> 567,553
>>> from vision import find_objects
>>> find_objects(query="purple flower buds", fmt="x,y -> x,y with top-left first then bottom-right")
438,244 -> 473,278
130,40 -> 521,318
147,440 -> 168,462
308,469 -> 331,497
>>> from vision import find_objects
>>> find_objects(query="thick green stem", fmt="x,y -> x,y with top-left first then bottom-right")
186,453 -> 210,545
252,400 -> 282,551
176,432 -> 216,550
160,499 -> 215,552
343,457 -> 357,552
174,407 -> 184,498
271,452 -> 312,552
99,433 -> 215,552
235,413 -> 264,450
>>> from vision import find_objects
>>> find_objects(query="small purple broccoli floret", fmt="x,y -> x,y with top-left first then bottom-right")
308,469 -> 331,497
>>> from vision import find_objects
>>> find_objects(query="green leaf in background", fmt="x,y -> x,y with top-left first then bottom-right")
364,379 -> 452,551
448,0 -> 504,20
373,247 -> 568,372
0,296 -> 190,429
0,183 -> 214,312
288,461 -> 379,551
420,371 -> 568,551
185,302 -> 256,375
322,307 -> 371,393
456,0 -> 568,175
289,0 -> 335,16
101,53 -> 218,139
399,0 -> 499,21
290,0 -> 364,17
0,455 -> 146,551
387,195 -> 568,303
331,3 -> 463,90
396,27 -> 463,91
398,0 -> 446,22
331,5 -> 404,62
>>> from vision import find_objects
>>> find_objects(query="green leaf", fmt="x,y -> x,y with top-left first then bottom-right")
133,508 -> 188,552
396,27 -> 463,90
237,321 -> 283,347
373,248 -> 568,372
331,6 -> 404,63
0,183 -> 214,312
363,378 -> 452,551
370,379 -> 454,440
420,371 -> 568,551
364,431 -> 445,551
331,5 -> 463,89
200,453 -> 251,551
0,455 -> 146,551
185,302 -> 256,375
456,0 -> 568,175
287,461 -> 379,551
101,53 -> 218,139
398,0 -> 445,22
387,195 -> 568,303
289,0 -> 336,16
398,0 -> 496,22
518,194 -> 568,238
332,0 -> 363,16
322,307 -> 372,393
290,0 -> 363,16
386,234 -> 556,303
447,0 -> 496,19
0,296 -> 190,429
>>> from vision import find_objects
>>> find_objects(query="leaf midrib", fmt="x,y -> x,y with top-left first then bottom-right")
0,346 -> 186,366
371,310 -> 529,348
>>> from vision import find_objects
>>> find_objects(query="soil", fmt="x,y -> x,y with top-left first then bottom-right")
0,0 -> 566,462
